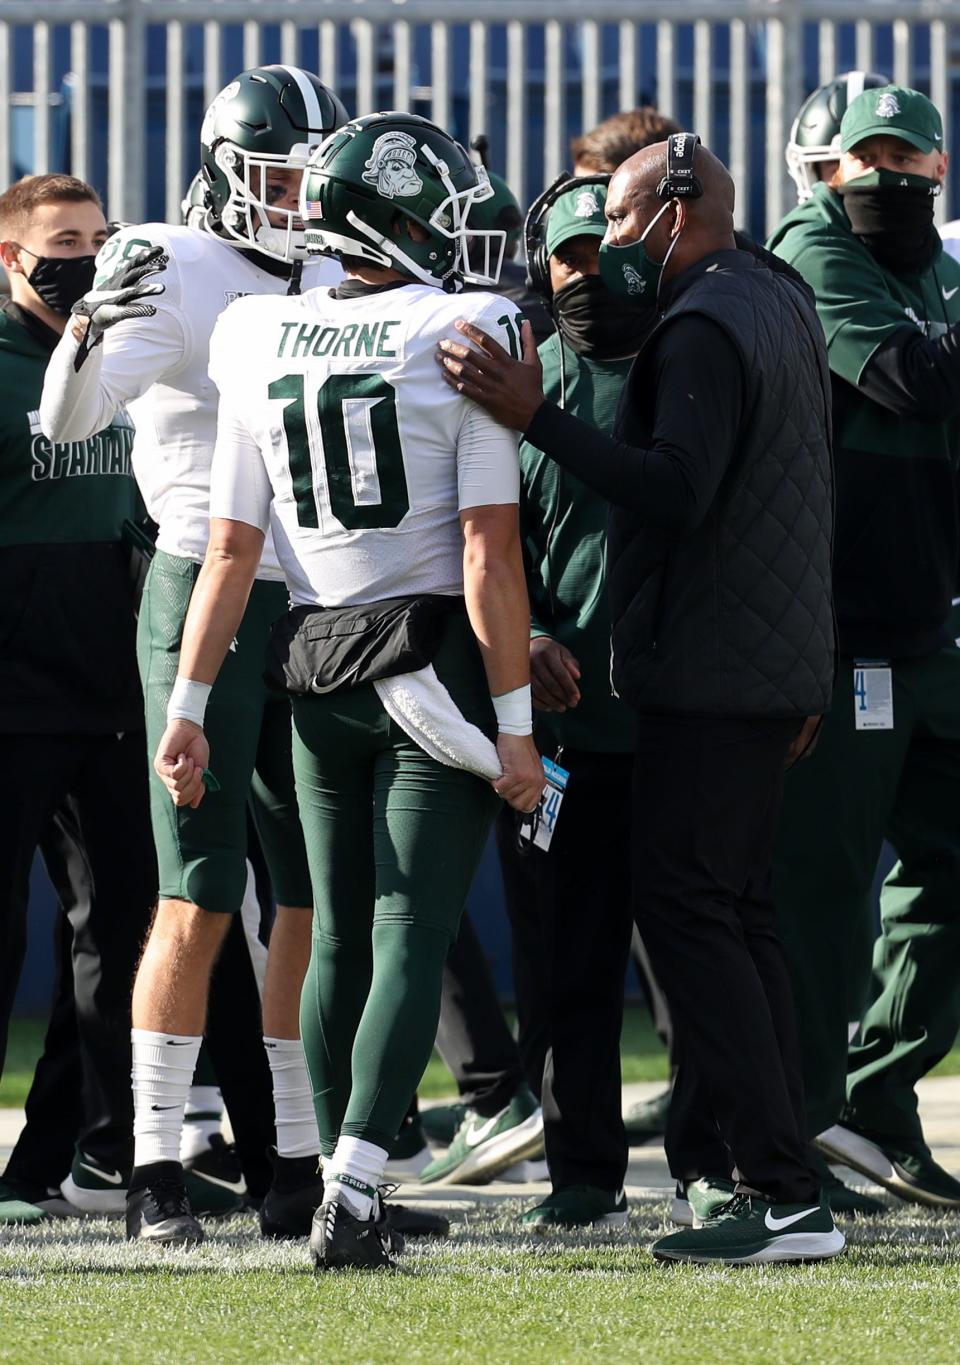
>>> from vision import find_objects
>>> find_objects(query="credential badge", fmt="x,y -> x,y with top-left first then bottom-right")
362,131 -> 423,199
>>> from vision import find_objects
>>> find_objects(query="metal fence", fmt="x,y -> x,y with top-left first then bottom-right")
1,0 -> 959,237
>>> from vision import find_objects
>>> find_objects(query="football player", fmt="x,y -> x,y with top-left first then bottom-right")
785,70 -> 890,203
39,65 -> 346,1245
154,111 -> 544,1270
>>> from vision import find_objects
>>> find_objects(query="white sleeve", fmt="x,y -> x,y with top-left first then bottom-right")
39,304 -> 186,442
456,399 -> 520,509
209,393 -> 273,533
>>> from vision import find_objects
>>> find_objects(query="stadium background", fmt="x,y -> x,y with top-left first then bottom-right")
6,0 -> 941,1007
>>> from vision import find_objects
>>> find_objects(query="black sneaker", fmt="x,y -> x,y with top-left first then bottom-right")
259,1150 -> 324,1240
373,1182 -> 447,1241
809,1148 -> 888,1218
182,1134 -> 246,1217
310,1195 -> 397,1271
386,1202 -> 450,1239
126,1162 -> 204,1246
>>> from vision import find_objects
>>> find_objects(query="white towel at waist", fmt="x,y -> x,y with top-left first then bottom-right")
373,664 -> 501,781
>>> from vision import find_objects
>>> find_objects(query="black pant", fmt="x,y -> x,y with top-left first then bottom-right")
498,750 -> 636,1191
0,733 -> 157,1175
436,910 -> 524,1117
203,911 -> 275,1199
4,840 -> 83,1189
631,714 -> 817,1205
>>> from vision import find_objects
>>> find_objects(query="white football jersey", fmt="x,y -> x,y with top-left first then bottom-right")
39,222 -> 340,579
208,282 -> 522,607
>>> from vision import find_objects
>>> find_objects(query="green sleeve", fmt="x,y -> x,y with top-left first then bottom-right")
518,439 -> 554,639
777,227 -> 922,387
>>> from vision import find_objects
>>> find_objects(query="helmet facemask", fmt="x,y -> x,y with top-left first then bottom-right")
785,135 -> 840,203
214,142 -> 321,262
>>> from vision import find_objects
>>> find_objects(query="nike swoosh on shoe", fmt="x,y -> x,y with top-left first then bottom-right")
79,1161 -> 124,1186
463,1113 -> 503,1148
188,1170 -> 246,1195
764,1205 -> 820,1231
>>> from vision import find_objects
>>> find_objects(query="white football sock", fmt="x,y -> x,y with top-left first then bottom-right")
132,1029 -> 202,1169
326,1137 -> 389,1220
263,1036 -> 320,1159
180,1084 -> 224,1162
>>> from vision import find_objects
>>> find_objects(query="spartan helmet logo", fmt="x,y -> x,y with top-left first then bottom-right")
362,131 -> 424,199
200,81 -> 241,148
875,92 -> 902,119
622,264 -> 646,295
574,190 -> 600,218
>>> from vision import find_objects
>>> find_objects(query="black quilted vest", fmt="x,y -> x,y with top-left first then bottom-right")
608,249 -> 835,717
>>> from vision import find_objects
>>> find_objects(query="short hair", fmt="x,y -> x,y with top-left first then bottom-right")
0,173 -> 103,240
571,107 -> 683,173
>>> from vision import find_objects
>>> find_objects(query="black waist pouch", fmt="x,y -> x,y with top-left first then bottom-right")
264,594 -> 465,696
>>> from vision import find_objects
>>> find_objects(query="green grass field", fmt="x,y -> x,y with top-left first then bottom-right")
5,1011 -> 960,1362
2,1200 -> 960,1364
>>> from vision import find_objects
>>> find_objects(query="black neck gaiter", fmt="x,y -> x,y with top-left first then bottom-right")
838,170 -> 940,274
552,275 -> 653,359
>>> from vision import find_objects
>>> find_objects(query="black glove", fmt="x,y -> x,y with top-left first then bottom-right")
71,245 -> 168,370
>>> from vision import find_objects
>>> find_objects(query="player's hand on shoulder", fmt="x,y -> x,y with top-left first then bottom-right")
70,244 -> 168,359
530,635 -> 581,712
437,316 -> 544,432
492,732 -> 546,813
153,719 -> 210,810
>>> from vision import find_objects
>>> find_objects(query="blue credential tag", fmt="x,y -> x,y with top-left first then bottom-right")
853,660 -> 893,731
520,756 -> 569,852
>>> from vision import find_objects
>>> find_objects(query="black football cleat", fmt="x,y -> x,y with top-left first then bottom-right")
259,1150 -> 324,1240
384,1201 -> 450,1239
125,1161 -> 204,1246
310,1196 -> 397,1271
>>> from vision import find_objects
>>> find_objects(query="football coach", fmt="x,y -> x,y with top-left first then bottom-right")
436,136 -> 841,1266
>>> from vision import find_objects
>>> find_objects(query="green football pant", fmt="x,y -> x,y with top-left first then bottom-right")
294,617 -> 499,1154
774,650 -> 960,1141
138,550 -> 312,914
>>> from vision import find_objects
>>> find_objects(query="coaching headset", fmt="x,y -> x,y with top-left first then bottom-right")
524,172 -> 611,299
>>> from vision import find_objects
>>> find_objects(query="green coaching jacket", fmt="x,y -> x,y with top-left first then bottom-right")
769,183 -> 960,660
0,299 -> 144,733
519,332 -> 637,755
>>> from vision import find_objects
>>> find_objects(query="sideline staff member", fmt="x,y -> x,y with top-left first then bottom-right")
437,136 -> 841,1266
0,175 -> 156,1224
770,85 -> 960,1209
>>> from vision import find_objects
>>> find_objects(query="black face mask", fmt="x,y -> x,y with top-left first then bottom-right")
20,249 -> 98,315
837,169 -> 940,274
551,274 -> 654,359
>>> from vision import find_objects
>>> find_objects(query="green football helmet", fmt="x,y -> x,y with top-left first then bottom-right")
200,65 -> 347,262
300,112 -> 503,291
786,71 -> 889,202
180,171 -> 211,231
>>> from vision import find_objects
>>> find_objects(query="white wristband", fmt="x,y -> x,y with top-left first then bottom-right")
166,676 -> 212,729
492,685 -> 532,736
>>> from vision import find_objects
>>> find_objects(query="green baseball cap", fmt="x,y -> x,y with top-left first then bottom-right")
840,84 -> 943,155
545,182 -> 608,257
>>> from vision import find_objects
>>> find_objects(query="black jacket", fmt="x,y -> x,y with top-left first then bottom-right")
526,248 -> 835,717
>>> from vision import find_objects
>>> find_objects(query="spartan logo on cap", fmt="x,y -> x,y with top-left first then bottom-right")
362,131 -> 423,199
876,92 -> 902,119
201,81 -> 241,147
622,264 -> 646,295
574,190 -> 601,218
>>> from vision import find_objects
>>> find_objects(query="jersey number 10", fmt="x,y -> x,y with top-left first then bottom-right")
268,372 -> 410,531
